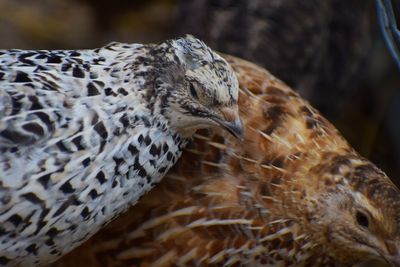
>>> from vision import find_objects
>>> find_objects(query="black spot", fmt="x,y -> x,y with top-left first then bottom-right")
18,55 -> 36,65
21,193 -> 43,205
96,171 -> 106,184
0,129 -> 32,144
128,144 -> 139,155
88,189 -> 99,199
26,244 -> 38,255
11,96 -> 22,115
35,112 -> 52,131
81,207 -> 90,219
82,157 -> 90,167
28,95 -> 42,110
133,157 -> 147,177
99,140 -> 106,153
61,63 -> 72,72
19,52 -> 36,59
163,143 -> 169,153
104,87 -> 114,96
149,144 -> 160,157
33,221 -> 47,236
146,176 -> 152,183
8,214 -> 23,227
112,180 -> 118,188
166,152 -> 173,161
71,135 -> 84,150
56,140 -> 69,152
69,51 -> 80,57
119,114 -> 129,128
59,180 -> 74,194
46,227 -> 60,239
158,166 -> 168,173
117,88 -> 128,96
0,72 -> 4,80
94,121 -> 108,140
142,117 -> 151,127
37,173 -> 51,189
46,55 -> 62,64
72,66 -> 85,78
144,135 -> 152,146
50,249 -> 58,255
72,197 -> 82,206
52,196 -> 76,217
113,157 -> 124,174
14,71 -> 32,82
87,82 -> 100,96
138,134 -> 144,144
22,123 -> 44,136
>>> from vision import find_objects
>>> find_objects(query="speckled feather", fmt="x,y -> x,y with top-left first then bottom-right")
54,55 -> 400,267
0,37 -> 240,266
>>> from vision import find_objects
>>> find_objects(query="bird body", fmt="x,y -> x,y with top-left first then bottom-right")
0,36 -> 241,266
55,55 -> 400,267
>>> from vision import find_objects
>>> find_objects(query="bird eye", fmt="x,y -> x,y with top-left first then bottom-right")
189,82 -> 198,99
356,211 -> 369,228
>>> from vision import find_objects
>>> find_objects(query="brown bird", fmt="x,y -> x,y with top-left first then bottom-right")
53,55 -> 400,267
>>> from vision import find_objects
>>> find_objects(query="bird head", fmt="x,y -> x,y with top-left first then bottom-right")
312,156 -> 400,266
154,35 -> 243,139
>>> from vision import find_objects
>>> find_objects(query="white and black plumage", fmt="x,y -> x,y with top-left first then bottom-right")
0,35 -> 242,266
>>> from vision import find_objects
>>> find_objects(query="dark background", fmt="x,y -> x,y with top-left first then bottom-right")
1,0 -> 399,185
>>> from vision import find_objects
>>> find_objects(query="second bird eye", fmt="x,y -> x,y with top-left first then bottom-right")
189,83 -> 198,99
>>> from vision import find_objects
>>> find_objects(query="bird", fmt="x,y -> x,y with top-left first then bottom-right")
176,0 -> 371,118
54,55 -> 400,267
0,35 -> 243,266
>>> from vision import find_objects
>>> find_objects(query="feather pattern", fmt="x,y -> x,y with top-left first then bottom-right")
54,55 -> 400,267
0,36 -> 241,266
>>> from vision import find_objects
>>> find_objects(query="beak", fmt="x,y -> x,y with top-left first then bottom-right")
213,107 -> 244,140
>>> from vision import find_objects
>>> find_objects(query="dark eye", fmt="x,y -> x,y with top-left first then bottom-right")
189,83 -> 198,99
356,211 -> 369,228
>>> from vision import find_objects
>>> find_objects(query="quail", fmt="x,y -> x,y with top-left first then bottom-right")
55,55 -> 400,267
0,36 -> 242,266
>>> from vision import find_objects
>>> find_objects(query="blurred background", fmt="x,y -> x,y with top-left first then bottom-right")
0,0 -> 399,184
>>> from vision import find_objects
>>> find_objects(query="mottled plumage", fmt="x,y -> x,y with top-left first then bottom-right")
55,55 -> 400,267
0,36 -> 242,266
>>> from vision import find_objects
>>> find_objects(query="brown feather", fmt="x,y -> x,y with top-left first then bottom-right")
53,55 -> 399,267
